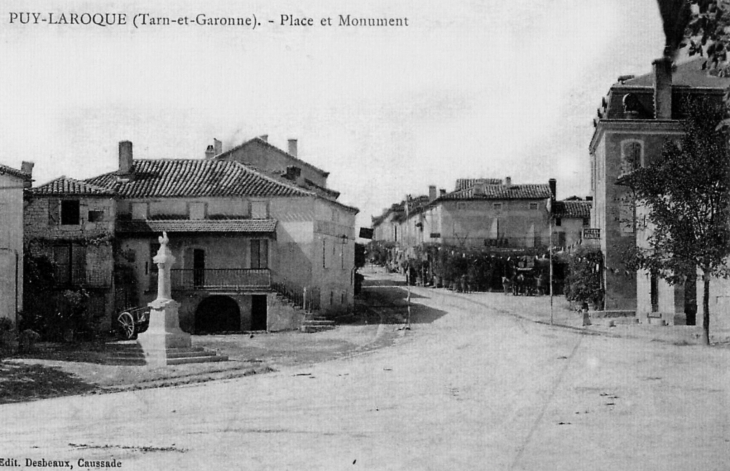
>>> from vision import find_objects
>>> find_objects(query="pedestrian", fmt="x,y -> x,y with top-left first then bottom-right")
581,302 -> 591,327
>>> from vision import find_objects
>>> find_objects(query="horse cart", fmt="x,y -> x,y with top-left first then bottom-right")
116,306 -> 150,339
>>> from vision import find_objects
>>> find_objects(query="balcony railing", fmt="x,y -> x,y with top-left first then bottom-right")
170,268 -> 271,291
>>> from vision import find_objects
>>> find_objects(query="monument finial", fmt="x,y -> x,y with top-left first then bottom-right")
159,231 -> 169,247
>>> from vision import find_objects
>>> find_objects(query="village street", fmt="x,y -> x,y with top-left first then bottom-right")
2,274 -> 730,470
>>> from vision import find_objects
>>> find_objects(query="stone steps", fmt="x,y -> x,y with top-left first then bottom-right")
300,317 -> 336,333
104,342 -> 227,366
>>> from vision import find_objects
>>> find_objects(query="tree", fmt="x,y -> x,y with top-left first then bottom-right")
623,98 -> 730,344
565,248 -> 604,309
662,0 -> 730,74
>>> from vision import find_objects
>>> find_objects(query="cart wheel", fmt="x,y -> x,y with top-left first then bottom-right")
118,312 -> 135,340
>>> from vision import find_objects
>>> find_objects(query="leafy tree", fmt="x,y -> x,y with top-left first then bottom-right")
662,0 -> 730,73
565,248 -> 604,309
623,98 -> 730,344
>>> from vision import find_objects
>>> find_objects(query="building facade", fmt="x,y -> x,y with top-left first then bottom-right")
414,178 -> 554,251
590,57 -> 730,322
25,138 -> 358,334
0,162 -> 32,325
25,176 -> 119,334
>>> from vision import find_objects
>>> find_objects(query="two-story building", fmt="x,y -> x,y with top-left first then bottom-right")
0,162 -> 32,326
78,140 -> 358,333
419,178 -> 554,250
25,138 -> 358,335
371,202 -> 405,244
24,175 -> 116,332
551,197 -> 593,251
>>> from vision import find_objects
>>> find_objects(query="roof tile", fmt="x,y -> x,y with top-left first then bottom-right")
85,159 -> 312,198
440,184 -> 552,201
32,176 -> 114,196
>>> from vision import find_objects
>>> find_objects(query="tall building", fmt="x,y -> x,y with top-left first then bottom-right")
589,57 -> 730,318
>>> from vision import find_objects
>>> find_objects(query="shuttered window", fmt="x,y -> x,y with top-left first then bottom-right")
48,199 -> 60,226
250,239 -> 269,268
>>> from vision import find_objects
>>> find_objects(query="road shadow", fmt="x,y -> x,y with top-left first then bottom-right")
353,286 -> 448,325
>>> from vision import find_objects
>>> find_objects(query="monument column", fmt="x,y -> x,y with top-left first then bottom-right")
136,232 -> 192,366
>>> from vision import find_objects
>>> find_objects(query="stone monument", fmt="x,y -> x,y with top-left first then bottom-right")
136,232 -> 192,366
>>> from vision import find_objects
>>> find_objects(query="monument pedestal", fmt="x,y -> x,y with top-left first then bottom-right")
134,232 -> 226,367
137,299 -> 192,367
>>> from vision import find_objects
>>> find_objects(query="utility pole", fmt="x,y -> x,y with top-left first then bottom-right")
549,213 -> 554,325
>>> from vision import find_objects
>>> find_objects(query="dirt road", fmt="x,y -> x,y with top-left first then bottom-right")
2,280 -> 729,470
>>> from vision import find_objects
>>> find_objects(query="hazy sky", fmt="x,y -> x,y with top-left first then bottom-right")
0,0 -> 665,228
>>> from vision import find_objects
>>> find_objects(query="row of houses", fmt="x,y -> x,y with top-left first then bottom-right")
371,176 -> 593,270
0,136 -> 359,335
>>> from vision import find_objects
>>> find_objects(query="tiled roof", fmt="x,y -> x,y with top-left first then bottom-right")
216,137 -> 330,177
32,176 -> 114,196
0,163 -> 31,181
621,57 -> 730,88
303,178 -> 340,199
439,184 -> 552,201
454,178 -> 503,191
117,219 -> 278,234
552,201 -> 592,219
85,159 -> 313,198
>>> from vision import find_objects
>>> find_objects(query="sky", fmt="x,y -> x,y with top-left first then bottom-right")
0,0 -> 666,229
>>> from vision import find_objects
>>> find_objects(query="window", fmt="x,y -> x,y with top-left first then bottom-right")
621,140 -> 643,174
52,243 -> 86,285
529,202 -> 538,210
555,217 -> 562,227
250,239 -> 269,268
61,200 -> 80,225
582,217 -> 590,227
322,239 -> 326,268
493,203 -> 502,210
88,210 -> 104,223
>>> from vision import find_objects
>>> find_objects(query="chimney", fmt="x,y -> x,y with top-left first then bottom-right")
429,185 -> 437,201
119,141 -> 133,175
284,166 -> 302,182
653,58 -> 672,119
474,183 -> 486,195
505,176 -> 512,187
205,145 -> 215,159
213,138 -> 222,155
259,134 -> 268,142
549,178 -> 557,199
288,139 -> 298,157
21,161 -> 33,177
21,161 -> 33,188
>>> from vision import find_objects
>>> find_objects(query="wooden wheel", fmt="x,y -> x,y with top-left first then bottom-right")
118,311 -> 135,339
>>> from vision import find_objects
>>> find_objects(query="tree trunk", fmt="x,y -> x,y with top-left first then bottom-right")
702,274 -> 710,345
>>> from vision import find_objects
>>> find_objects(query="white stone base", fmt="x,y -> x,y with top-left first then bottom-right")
137,299 -> 191,367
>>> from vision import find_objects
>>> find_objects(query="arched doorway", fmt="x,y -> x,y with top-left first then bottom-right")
195,296 -> 240,333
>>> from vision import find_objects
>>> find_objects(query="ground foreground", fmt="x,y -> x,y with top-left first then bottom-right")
1,276 -> 729,470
